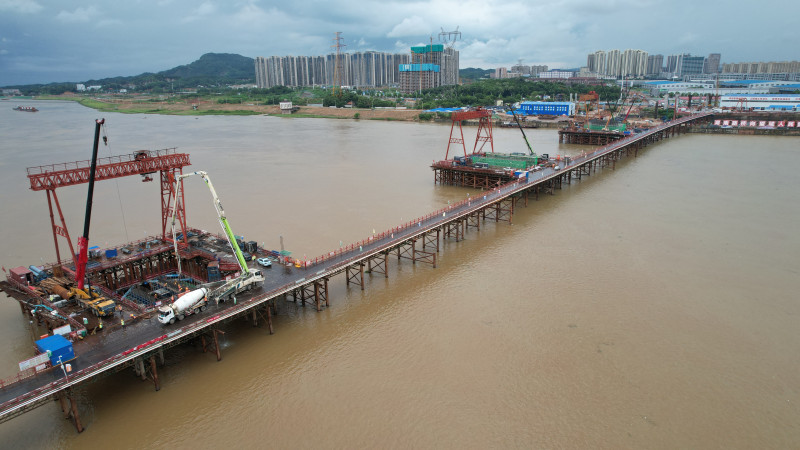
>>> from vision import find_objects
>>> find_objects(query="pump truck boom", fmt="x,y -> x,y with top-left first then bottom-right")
169,171 -> 264,307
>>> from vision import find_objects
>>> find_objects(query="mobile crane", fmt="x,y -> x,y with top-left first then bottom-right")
72,119 -> 117,314
508,105 -> 535,158
74,119 -> 105,291
169,171 -> 264,304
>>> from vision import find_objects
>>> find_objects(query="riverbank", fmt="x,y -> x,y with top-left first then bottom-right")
39,96 -> 424,121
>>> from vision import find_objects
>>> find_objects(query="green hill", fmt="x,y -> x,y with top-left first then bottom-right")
160,53 -> 255,79
8,53 -> 256,94
459,67 -> 494,82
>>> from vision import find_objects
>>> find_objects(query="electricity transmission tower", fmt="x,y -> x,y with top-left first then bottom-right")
331,32 -> 346,97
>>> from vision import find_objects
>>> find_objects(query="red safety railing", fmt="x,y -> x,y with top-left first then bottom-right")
302,113 -> 712,270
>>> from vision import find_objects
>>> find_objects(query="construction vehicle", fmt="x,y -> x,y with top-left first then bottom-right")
81,296 -> 116,317
170,171 -> 264,305
40,279 -> 117,317
620,91 -> 650,124
60,118 -> 119,317
74,119 -> 105,291
71,286 -> 115,317
157,287 -> 208,325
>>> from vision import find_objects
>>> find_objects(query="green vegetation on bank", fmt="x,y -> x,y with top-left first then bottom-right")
64,76 -> 620,118
6,52 -> 620,116
414,78 -> 621,110
76,98 -> 259,116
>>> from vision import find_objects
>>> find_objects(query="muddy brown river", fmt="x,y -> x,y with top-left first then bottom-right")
1,101 -> 798,448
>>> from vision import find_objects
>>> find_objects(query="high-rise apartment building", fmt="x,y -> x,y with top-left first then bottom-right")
665,54 -> 679,74
606,49 -> 622,77
722,60 -> 800,74
704,53 -> 721,74
255,52 -> 409,89
587,51 -> 606,74
588,49 -> 649,78
646,54 -> 664,75
621,49 -> 648,77
675,54 -> 705,76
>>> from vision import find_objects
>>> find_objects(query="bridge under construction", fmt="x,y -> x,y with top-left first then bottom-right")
0,112 -> 713,432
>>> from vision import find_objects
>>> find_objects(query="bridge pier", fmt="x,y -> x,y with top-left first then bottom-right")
136,357 -> 147,381
367,252 -> 389,278
201,329 -> 224,361
444,218 -> 464,241
150,355 -> 160,391
55,390 -> 84,433
266,301 -> 274,334
346,262 -> 365,290
485,197 -> 514,223
57,392 -> 70,419
397,238 -> 418,264
314,279 -> 329,311
68,391 -> 83,433
300,283 -> 316,307
251,301 -> 275,332
421,229 -> 440,252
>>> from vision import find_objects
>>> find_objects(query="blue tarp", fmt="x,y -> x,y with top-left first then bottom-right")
424,108 -> 466,113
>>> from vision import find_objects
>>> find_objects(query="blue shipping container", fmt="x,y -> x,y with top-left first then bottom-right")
35,334 -> 75,366
105,248 -> 118,258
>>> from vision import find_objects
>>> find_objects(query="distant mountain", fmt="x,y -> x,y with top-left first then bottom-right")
159,53 -> 255,79
459,68 -> 493,81
6,53 -> 256,93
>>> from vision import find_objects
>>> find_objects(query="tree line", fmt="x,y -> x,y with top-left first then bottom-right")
414,78 -> 621,110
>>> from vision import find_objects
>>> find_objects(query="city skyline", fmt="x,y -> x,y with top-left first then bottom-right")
2,0 -> 799,86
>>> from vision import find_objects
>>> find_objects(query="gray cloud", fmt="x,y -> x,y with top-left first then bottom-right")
1,0 -> 798,86
0,0 -> 43,14
56,6 -> 100,23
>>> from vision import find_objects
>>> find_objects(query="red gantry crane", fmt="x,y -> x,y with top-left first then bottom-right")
26,121 -> 192,272
444,107 -> 494,160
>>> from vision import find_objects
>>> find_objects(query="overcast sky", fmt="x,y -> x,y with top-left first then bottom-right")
1,0 -> 798,86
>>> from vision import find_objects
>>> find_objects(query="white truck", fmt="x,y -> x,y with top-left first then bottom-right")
169,170 -> 266,306
210,269 -> 264,303
157,287 -> 208,325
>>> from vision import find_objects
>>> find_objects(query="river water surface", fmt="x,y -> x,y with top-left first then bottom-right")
0,101 -> 799,449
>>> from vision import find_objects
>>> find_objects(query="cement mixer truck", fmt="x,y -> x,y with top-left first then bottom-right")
169,170 -> 265,305
157,287 -> 208,325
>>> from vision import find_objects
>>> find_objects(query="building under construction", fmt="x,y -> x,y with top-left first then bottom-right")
399,44 -> 460,94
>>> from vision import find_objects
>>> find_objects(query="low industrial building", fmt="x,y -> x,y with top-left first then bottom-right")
644,79 -> 799,96
719,94 -> 800,111
517,101 -> 575,116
